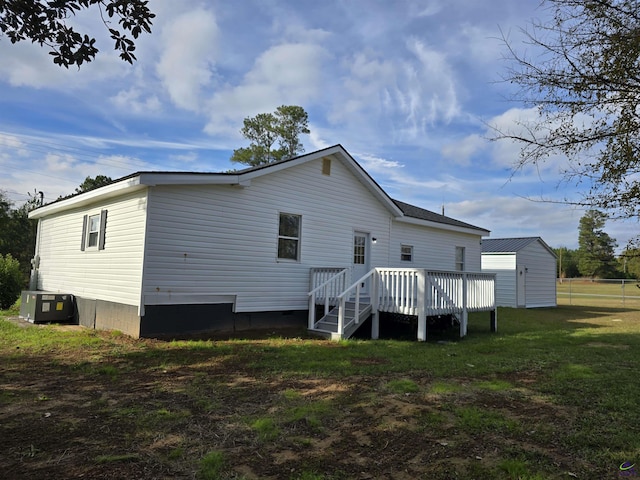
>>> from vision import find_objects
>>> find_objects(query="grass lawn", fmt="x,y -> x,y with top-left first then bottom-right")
1,301 -> 639,479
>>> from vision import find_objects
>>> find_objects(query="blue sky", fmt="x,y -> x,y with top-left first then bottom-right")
0,0 -> 634,251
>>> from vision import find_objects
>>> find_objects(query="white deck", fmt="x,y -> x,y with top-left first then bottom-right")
309,267 -> 497,340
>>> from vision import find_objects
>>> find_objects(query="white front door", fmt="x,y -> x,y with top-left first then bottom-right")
516,265 -> 526,307
353,232 -> 370,292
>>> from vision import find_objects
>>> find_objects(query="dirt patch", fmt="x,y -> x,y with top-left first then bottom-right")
0,327 -> 605,479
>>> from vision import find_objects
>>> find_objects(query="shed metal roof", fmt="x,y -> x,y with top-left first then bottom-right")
482,237 -> 555,255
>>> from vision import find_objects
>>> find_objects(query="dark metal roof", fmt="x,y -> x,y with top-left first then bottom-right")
482,237 -> 554,255
392,199 -> 488,232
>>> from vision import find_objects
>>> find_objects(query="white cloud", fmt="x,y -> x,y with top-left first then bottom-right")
405,37 -> 459,125
156,8 -> 219,111
441,133 -> 487,165
204,43 -> 329,136
450,195 -> 583,247
110,88 -> 162,115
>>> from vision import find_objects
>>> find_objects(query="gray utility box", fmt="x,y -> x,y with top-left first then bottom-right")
19,291 -> 76,324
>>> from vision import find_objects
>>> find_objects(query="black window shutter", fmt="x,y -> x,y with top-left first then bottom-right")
81,215 -> 88,251
98,210 -> 107,250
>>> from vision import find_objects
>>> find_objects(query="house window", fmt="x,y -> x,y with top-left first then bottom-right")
455,246 -> 465,271
353,235 -> 365,264
87,214 -> 100,247
81,210 -> 107,251
401,245 -> 413,262
278,213 -> 301,261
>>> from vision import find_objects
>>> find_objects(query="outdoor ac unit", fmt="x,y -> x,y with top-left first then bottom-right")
19,291 -> 76,324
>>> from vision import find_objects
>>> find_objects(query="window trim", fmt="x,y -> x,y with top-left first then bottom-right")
81,210 -> 107,251
455,246 -> 465,271
87,214 -> 100,248
277,212 -> 301,262
400,244 -> 413,262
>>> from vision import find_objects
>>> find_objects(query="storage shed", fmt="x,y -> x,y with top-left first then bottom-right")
481,237 -> 557,308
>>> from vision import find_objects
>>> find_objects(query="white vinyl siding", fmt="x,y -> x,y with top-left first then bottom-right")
481,254 -> 517,307
390,221 -> 482,271
36,191 -> 148,308
518,241 -> 557,308
142,157 -> 392,312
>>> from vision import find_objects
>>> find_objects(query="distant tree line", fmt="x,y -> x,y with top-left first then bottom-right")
554,210 -> 639,280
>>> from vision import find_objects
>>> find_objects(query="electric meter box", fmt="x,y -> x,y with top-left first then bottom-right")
19,291 -> 75,324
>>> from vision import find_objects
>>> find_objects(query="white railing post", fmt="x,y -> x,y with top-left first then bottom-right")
337,297 -> 345,336
355,283 -> 361,324
371,269 -> 379,339
460,272 -> 468,337
417,270 -> 427,341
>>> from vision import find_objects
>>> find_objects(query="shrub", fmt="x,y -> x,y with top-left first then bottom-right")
0,254 -> 23,309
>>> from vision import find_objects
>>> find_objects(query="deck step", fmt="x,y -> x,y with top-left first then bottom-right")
309,303 -> 372,340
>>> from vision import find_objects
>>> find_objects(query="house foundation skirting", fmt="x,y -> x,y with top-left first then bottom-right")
140,304 -> 307,337
75,298 -> 307,338
76,297 -> 141,338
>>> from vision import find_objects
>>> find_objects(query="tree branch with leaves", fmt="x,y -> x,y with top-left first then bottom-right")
495,0 -> 640,224
0,0 -> 155,68
231,106 -> 310,167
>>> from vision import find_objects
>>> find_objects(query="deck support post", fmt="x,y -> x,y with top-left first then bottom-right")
308,293 -> 316,330
371,270 -> 379,339
417,270 -> 427,341
460,273 -> 468,337
490,308 -> 497,332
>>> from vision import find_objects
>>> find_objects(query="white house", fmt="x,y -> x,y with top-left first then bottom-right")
27,145 -> 495,339
481,237 -> 557,308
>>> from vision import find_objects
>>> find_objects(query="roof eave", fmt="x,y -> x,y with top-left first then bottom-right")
29,176 -> 146,219
395,215 -> 490,236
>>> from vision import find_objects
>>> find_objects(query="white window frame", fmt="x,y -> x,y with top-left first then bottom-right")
81,210 -> 107,252
277,212 -> 301,261
401,244 -> 413,262
455,246 -> 465,271
87,214 -> 101,248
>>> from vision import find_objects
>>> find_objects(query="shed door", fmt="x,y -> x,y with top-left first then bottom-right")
353,232 -> 370,293
516,265 -> 526,308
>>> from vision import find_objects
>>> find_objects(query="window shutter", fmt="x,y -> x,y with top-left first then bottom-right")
81,215 -> 88,251
98,210 -> 107,250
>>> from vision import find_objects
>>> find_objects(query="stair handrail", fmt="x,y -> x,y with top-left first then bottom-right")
336,269 -> 376,336
308,268 -> 349,330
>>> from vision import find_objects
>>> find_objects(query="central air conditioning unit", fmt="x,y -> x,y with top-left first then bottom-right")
19,291 -> 76,324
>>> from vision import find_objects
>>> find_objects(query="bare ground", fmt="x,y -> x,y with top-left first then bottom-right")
0,318 -> 607,479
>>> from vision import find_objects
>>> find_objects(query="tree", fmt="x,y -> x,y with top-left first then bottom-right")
0,191 -> 38,285
577,210 -> 618,278
0,254 -> 23,309
231,106 -> 310,167
619,249 -> 640,279
75,175 -> 113,194
0,0 -> 154,68
554,246 -> 580,278
497,0 -> 640,226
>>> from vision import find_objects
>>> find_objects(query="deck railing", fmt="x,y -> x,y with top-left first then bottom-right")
309,267 -> 497,340
308,268 -> 349,329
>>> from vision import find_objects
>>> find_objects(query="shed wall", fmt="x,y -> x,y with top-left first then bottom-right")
481,253 -> 517,307
520,242 -> 557,307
